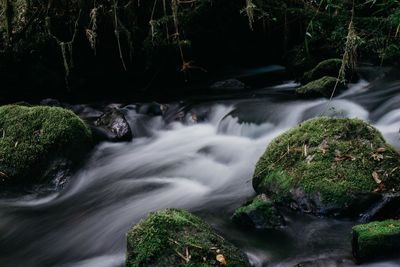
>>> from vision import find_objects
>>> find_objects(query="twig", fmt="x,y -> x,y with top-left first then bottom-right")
174,249 -> 190,263
113,0 -> 127,70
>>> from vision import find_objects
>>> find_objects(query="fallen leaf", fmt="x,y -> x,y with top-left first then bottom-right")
372,153 -> 384,161
373,182 -> 385,193
376,147 -> 386,153
372,171 -> 382,184
216,254 -> 227,265
0,171 -> 8,178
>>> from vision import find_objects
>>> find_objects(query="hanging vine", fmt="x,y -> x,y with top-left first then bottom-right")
112,0 -> 127,70
46,9 -> 81,90
86,3 -> 98,55
243,0 -> 256,30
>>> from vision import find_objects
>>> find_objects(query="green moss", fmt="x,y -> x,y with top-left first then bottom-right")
126,209 -> 249,267
302,59 -> 343,84
296,76 -> 344,98
232,194 -> 284,229
0,105 -> 92,185
253,117 -> 400,210
234,197 -> 274,217
352,220 -> 400,262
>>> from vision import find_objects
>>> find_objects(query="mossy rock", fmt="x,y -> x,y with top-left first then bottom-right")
126,209 -> 249,267
0,105 -> 92,186
296,76 -> 346,98
301,59 -> 343,84
232,194 -> 285,229
352,220 -> 400,263
253,117 -> 400,216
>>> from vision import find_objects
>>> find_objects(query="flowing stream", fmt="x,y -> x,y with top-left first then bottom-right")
1,68 -> 400,267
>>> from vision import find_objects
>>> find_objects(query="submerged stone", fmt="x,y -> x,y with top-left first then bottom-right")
352,220 -> 400,263
126,208 -> 249,267
296,76 -> 345,98
0,105 -> 92,186
253,117 -> 400,217
232,194 -> 285,229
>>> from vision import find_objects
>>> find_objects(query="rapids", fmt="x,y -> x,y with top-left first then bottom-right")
0,70 -> 400,267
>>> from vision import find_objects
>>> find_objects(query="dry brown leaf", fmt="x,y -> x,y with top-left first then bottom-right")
372,171 -> 382,184
0,171 -> 8,178
376,147 -> 386,153
216,254 -> 227,265
372,153 -> 384,161
373,182 -> 385,193
290,147 -> 303,153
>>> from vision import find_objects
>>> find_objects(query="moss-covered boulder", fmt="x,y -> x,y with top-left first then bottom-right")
253,117 -> 400,216
126,209 -> 249,267
232,194 -> 285,229
296,76 -> 346,98
301,59 -> 342,83
0,105 -> 92,186
352,220 -> 400,263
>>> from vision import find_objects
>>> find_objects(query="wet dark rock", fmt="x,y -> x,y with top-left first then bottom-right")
287,189 -> 385,218
210,79 -> 246,90
293,258 -> 352,267
137,102 -> 163,116
68,105 -> 104,120
359,193 -> 400,222
94,108 -> 132,142
40,98 -> 62,107
232,194 -> 285,229
41,158 -> 73,189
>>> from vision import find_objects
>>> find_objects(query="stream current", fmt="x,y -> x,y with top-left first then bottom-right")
1,69 -> 400,267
